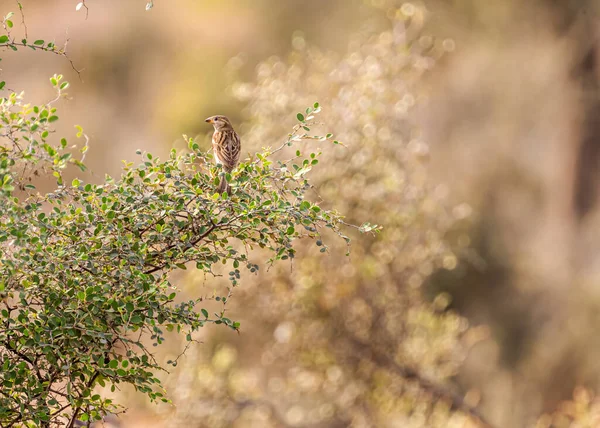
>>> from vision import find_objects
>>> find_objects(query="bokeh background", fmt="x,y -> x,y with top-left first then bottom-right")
4,0 -> 600,427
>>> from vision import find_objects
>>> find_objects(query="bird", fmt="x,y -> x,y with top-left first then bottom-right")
205,115 -> 241,195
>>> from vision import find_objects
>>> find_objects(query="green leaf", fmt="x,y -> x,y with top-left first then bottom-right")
33,39 -> 44,45
0,35 -> 8,43
0,82 -> 4,90
296,113 -> 305,122
6,20 -> 13,28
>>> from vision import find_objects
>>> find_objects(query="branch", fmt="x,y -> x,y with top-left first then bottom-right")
0,40 -> 82,80
66,370 -> 99,428
342,329 -> 496,428
15,1 -> 27,39
143,222 -> 217,274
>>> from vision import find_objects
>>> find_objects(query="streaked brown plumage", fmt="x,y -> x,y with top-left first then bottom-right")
205,115 -> 241,194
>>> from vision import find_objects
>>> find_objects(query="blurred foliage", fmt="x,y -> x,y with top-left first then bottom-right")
151,2 -> 494,428
535,387 -> 600,428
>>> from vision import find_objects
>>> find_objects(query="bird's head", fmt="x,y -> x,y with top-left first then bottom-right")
205,115 -> 233,131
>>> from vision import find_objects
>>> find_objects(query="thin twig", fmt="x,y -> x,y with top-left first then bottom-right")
15,1 -> 27,39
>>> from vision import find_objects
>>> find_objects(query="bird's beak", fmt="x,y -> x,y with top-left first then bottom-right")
205,117 -> 213,123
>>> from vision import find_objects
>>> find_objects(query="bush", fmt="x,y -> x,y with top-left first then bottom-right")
0,7 -> 373,427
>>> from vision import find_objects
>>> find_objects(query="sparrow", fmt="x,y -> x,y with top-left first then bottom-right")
205,115 -> 241,195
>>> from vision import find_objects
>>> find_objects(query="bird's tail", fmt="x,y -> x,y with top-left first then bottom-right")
217,175 -> 230,195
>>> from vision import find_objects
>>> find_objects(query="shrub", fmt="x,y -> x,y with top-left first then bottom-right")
0,7 -> 373,426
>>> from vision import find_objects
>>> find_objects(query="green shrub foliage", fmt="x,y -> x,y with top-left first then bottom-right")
0,10 -> 374,426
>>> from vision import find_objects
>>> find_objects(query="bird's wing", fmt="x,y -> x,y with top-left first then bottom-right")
214,130 -> 241,172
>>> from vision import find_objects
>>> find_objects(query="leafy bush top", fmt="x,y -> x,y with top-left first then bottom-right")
0,36 -> 372,426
